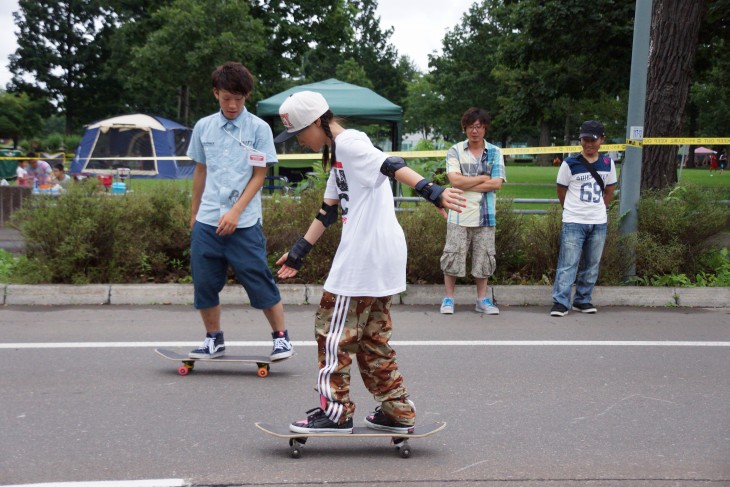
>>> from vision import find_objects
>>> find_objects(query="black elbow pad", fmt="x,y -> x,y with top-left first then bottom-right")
380,156 -> 407,178
315,202 -> 338,227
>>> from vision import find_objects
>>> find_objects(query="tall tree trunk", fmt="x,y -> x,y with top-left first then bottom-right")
536,119 -> 551,166
642,0 -> 705,190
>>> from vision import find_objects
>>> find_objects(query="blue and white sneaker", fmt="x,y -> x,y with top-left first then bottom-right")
475,297 -> 499,315
189,331 -> 225,358
440,297 -> 455,314
270,330 -> 294,361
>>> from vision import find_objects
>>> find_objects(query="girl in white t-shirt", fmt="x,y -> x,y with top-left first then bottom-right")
274,91 -> 465,434
15,160 -> 30,186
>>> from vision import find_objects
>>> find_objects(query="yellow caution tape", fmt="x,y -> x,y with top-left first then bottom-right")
1,138 -> 725,163
641,137 -> 730,145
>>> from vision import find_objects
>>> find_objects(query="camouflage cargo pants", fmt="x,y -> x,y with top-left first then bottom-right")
315,291 -> 415,426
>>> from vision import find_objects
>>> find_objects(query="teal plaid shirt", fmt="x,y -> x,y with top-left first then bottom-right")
446,140 -> 506,227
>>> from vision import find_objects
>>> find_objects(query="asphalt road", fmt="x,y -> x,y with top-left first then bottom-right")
1,304 -> 729,487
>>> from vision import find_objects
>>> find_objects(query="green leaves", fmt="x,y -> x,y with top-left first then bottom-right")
0,91 -> 42,145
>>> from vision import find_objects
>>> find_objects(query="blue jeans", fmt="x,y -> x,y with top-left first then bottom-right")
552,222 -> 607,308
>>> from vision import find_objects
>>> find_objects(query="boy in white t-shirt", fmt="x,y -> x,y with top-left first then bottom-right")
274,91 -> 465,434
52,163 -> 73,188
551,120 -> 617,317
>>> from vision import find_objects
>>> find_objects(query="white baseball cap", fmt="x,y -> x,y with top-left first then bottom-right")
274,91 -> 330,143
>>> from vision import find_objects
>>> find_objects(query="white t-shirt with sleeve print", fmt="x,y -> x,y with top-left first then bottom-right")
322,129 -> 407,297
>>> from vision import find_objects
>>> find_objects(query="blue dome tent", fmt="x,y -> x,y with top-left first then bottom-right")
70,114 -> 194,179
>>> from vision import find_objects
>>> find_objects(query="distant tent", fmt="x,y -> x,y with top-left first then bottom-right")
256,78 -> 403,150
70,114 -> 194,179
0,148 -> 23,180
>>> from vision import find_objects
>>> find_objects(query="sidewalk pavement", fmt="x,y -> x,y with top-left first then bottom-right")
0,226 -> 23,254
2,282 -> 728,308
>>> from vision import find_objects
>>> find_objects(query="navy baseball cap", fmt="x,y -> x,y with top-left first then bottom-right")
579,120 -> 605,140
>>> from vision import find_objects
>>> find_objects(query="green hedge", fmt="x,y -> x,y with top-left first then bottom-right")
4,182 -> 729,286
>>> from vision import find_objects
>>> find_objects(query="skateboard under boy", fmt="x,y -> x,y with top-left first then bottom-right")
255,421 -> 446,458
155,348 -> 293,377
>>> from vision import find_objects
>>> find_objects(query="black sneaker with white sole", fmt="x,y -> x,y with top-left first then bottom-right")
364,407 -> 414,434
572,303 -> 598,313
189,331 -> 225,358
289,407 -> 353,434
550,303 -> 569,317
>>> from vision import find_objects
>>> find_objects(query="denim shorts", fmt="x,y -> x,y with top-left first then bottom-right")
190,221 -> 281,310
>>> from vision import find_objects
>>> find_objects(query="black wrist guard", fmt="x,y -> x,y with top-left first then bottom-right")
315,202 -> 338,227
414,179 -> 445,208
285,237 -> 313,270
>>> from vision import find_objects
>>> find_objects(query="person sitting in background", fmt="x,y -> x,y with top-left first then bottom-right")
52,163 -> 72,188
25,152 -> 53,186
15,160 -> 31,186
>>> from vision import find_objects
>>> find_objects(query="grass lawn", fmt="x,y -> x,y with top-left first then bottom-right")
498,165 -> 729,210
125,164 -> 729,213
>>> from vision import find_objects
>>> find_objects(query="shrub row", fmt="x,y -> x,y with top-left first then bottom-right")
4,182 -> 729,286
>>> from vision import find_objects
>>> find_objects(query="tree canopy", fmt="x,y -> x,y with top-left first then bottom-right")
5,0 -> 729,191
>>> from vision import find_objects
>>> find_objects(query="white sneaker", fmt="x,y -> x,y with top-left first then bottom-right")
440,297 -> 455,314
475,297 -> 499,315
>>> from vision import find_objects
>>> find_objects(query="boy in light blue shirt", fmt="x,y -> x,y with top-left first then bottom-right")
186,61 -> 293,361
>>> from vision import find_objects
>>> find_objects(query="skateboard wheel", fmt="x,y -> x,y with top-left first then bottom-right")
396,439 -> 411,458
257,367 -> 268,378
288,438 -> 305,458
177,365 -> 190,376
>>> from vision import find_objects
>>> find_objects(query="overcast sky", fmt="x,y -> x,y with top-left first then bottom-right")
0,0 -> 476,88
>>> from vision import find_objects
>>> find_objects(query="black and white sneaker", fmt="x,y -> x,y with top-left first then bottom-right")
550,303 -> 569,317
573,303 -> 598,313
189,331 -> 225,358
364,407 -> 414,434
289,407 -> 353,434
270,330 -> 294,361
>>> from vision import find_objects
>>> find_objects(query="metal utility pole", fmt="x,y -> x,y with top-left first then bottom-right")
619,0 -> 652,280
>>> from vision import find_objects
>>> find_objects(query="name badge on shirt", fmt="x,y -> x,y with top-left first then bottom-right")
247,149 -> 266,167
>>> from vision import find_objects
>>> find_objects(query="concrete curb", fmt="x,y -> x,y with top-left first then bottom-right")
1,282 -> 729,307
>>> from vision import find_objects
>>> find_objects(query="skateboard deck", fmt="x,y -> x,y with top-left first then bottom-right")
256,421 -> 446,458
155,348 -> 293,377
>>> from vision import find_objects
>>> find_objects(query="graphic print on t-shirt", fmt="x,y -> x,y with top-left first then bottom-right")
333,161 -> 349,223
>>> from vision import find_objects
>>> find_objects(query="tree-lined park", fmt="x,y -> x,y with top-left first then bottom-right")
0,0 -> 728,287
1,1 -> 729,187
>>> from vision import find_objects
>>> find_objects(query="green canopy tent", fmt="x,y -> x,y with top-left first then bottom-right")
257,79 -> 403,189
256,78 -> 403,151
0,149 -> 23,181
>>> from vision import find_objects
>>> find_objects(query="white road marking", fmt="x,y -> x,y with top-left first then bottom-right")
5,480 -> 188,487
0,340 -> 729,349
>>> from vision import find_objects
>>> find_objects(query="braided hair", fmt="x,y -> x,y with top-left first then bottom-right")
319,110 -> 338,171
